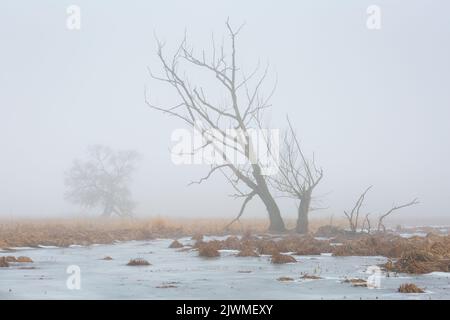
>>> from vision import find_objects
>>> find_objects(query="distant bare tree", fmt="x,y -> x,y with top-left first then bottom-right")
271,117 -> 323,234
345,186 -> 419,233
344,186 -> 372,233
65,145 -> 140,217
145,20 -> 286,232
376,199 -> 419,232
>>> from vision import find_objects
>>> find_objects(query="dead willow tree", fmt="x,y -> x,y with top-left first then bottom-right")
345,186 -> 419,233
145,20 -> 286,232
271,118 -> 323,234
344,186 -> 373,233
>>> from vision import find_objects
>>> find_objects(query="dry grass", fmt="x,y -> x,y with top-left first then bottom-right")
196,234 -> 334,257
271,253 -> 296,264
169,240 -> 184,248
2,217 -> 449,275
0,217 -> 276,249
300,274 -> 322,280
127,258 -> 151,266
101,256 -> 113,260
0,257 -> 9,267
16,256 -> 33,263
384,250 -> 450,274
192,232 -> 450,273
333,233 -> 450,258
0,217 -> 347,250
156,282 -> 179,289
5,256 -> 17,262
277,276 -> 294,281
236,246 -> 259,257
156,284 -> 178,288
191,233 -> 204,241
0,255 -> 33,265
343,278 -> 367,287
198,242 -> 220,257
315,225 -> 347,237
398,283 -> 425,293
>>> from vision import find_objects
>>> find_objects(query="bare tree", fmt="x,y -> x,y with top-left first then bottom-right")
345,186 -> 419,233
361,212 -> 372,233
344,186 -> 372,233
65,145 -> 140,217
376,198 -> 419,232
271,117 -> 323,234
145,20 -> 286,232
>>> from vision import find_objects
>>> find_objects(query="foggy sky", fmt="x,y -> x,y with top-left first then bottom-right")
1,0 -> 449,223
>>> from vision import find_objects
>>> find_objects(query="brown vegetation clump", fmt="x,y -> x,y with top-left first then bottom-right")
241,229 -> 256,241
0,256 -> 33,265
195,234 -> 334,257
277,276 -> 294,281
198,242 -> 220,257
156,284 -> 178,288
257,240 -> 279,255
332,233 -> 450,261
332,234 -> 417,258
290,235 -> 333,255
101,256 -> 113,260
17,256 -> 33,263
271,252 -> 296,264
236,246 -> 259,257
0,257 -> 9,268
314,225 -> 346,238
343,278 -> 367,287
191,233 -> 204,241
5,256 -> 17,262
127,258 -> 151,266
156,281 -> 179,288
384,250 -> 450,274
332,236 -> 384,257
169,240 -> 184,248
300,274 -> 322,280
223,236 -> 242,250
398,283 -> 425,293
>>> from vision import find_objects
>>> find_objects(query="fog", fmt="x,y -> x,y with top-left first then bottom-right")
1,0 -> 449,224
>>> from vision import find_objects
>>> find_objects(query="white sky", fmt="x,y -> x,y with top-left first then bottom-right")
0,0 -> 449,224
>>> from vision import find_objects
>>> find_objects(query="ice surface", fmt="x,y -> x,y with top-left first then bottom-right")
1,238 -> 449,300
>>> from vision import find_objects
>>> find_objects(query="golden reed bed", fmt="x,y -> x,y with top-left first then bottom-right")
0,217 -> 343,249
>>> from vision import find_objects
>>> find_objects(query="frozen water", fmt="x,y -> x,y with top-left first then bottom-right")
1,238 -> 449,299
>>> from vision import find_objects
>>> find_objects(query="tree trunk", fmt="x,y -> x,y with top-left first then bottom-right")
296,192 -> 311,234
261,191 -> 286,233
251,164 -> 286,233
